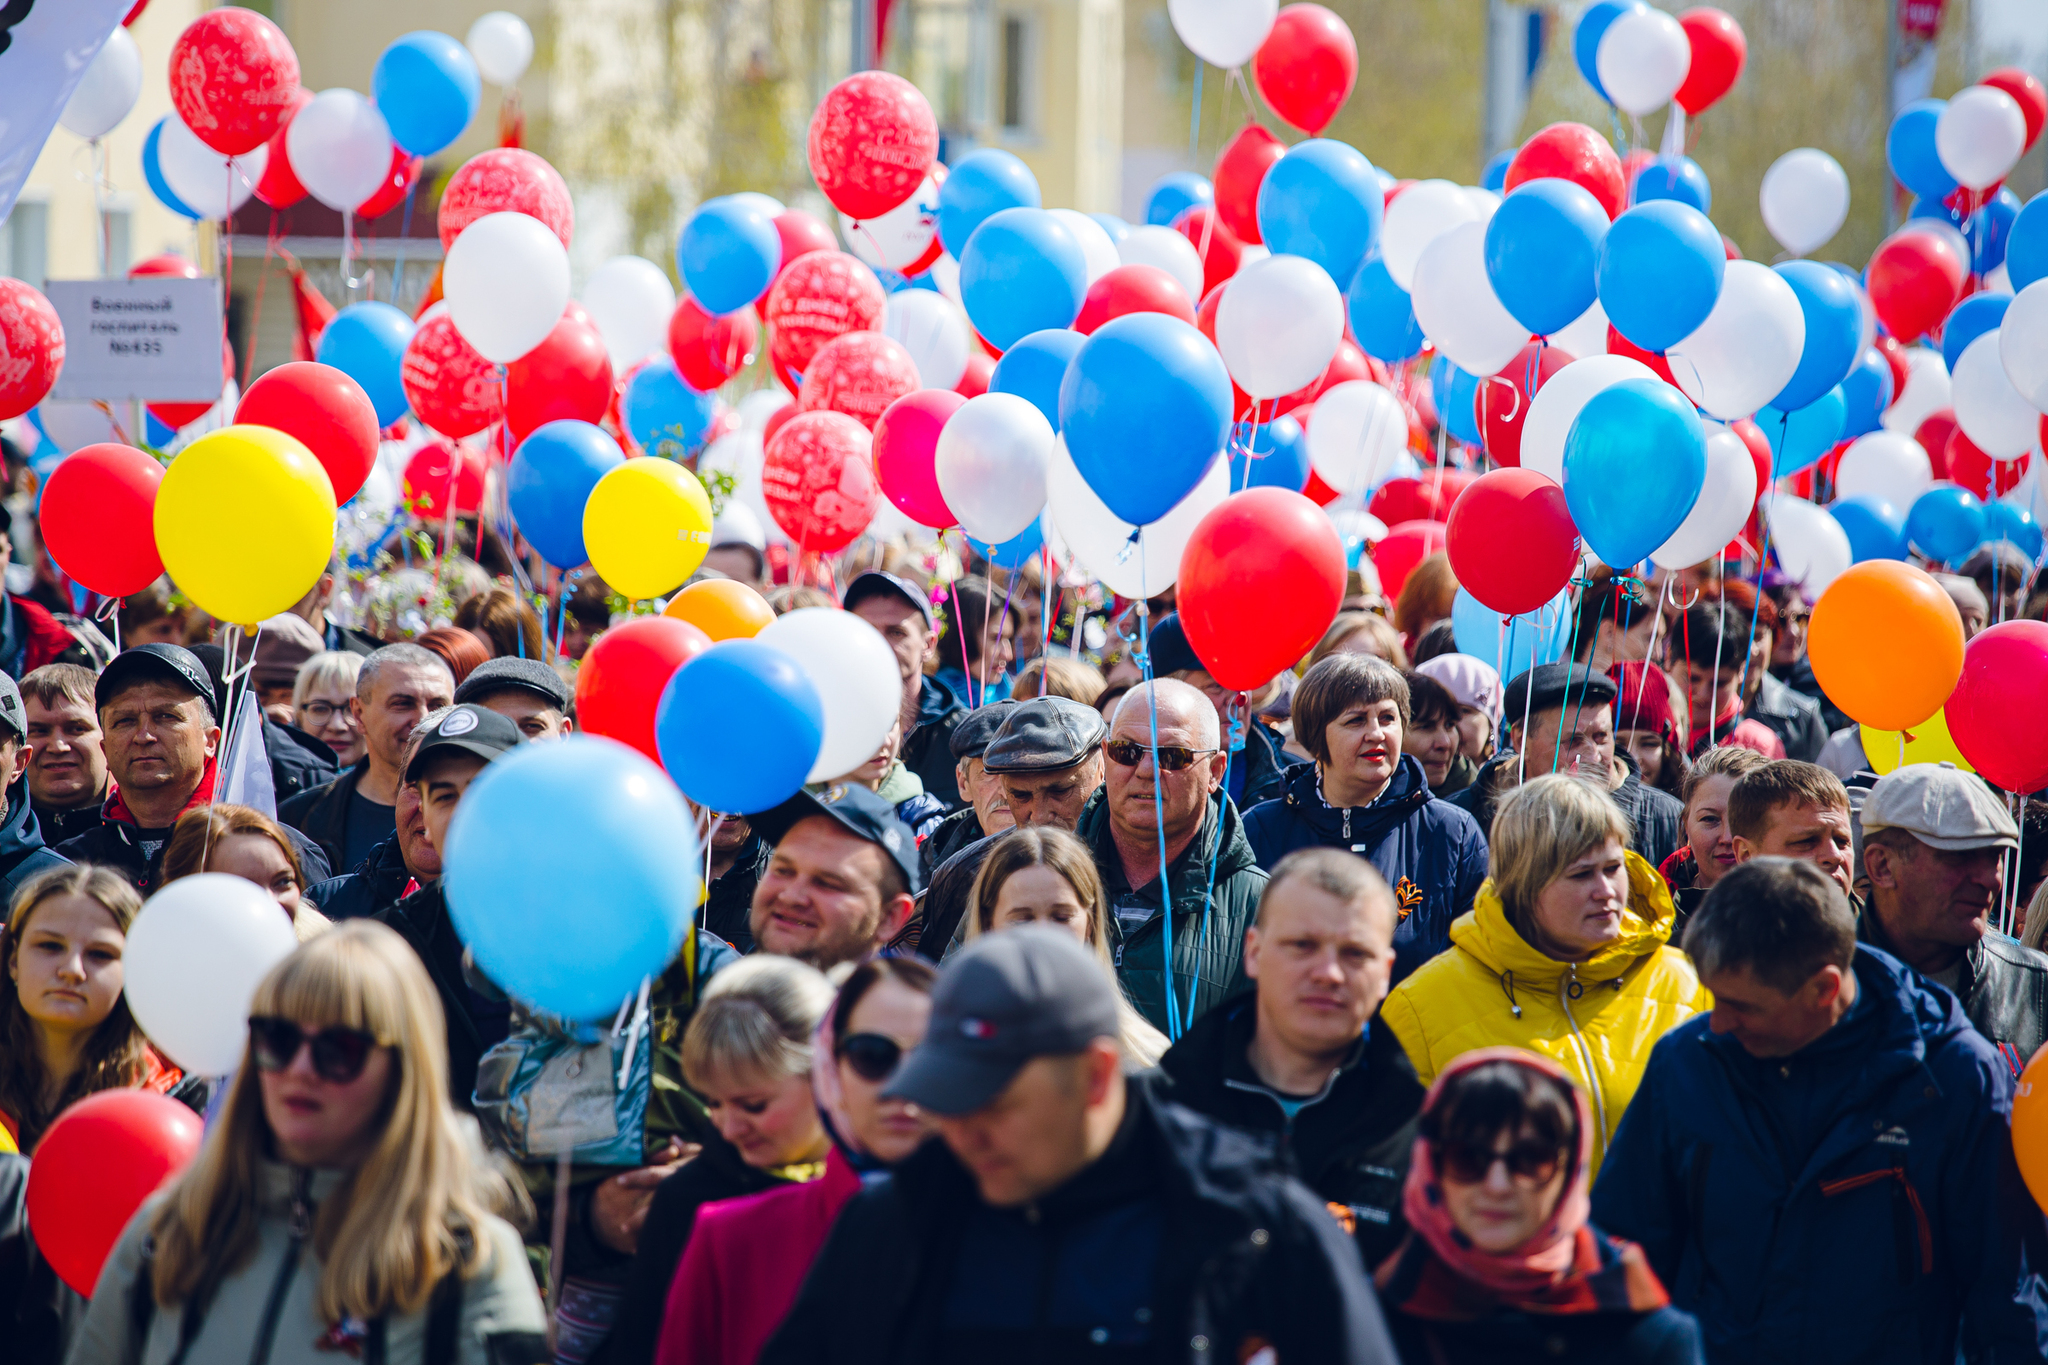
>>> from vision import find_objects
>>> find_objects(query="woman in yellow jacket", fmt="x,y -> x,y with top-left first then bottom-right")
1380,773 -> 1711,1171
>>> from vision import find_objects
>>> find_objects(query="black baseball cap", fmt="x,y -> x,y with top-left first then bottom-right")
843,571 -> 934,630
96,644 -> 217,722
453,656 -> 575,713
948,700 -> 1016,761
984,696 -> 1106,774
404,704 -> 525,781
751,782 -> 924,895
1502,662 -> 1619,731
885,926 -> 1121,1115
1144,612 -> 1203,678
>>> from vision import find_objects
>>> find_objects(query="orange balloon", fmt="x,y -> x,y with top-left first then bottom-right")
2015,1043 -> 2048,1213
664,578 -> 775,642
1806,561 -> 1963,731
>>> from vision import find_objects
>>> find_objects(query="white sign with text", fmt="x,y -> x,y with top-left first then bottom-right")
45,277 -> 225,402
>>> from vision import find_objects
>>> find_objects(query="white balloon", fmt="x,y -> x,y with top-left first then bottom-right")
467,11 -> 535,85
1306,381 -> 1409,496
1596,6 -> 1691,116
929,252 -> 962,306
757,609 -> 902,782
445,212 -> 572,363
1988,262 -> 2013,294
699,428 -> 787,545
710,499 -> 767,552
1047,437 -> 1228,598
1652,429 -> 1759,569
1667,261 -> 1805,420
1882,345 -> 1953,435
159,115 -> 266,220
1327,506 -> 1391,550
1551,298 -> 1610,360
125,874 -> 301,1075
1379,180 -> 1480,292
1835,431 -> 1932,505
1937,86 -> 2027,191
1117,225 -> 1204,303
1520,354 -> 1659,482
1463,187 -> 1502,221
1759,148 -> 1850,258
2000,282 -> 2048,413
1763,495 -> 1853,596
841,173 -> 942,272
884,289 -> 971,390
581,256 -> 677,369
1238,244 -> 1271,269
286,89 -> 395,212
736,388 -> 793,432
60,26 -> 142,140
1215,254 -> 1344,399
1953,330 -> 2038,457
36,400 -> 123,453
936,392 -> 1055,542
1411,221 -> 1531,378
1167,0 -> 1278,68
1049,209 -> 1120,285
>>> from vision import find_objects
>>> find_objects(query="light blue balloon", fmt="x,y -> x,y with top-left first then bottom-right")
1970,187 -> 2022,275
1059,312 -> 1232,525
2010,190 -> 2048,292
1905,484 -> 1987,564
1485,178 -> 1608,337
677,197 -> 782,316
1828,495 -> 1908,562
940,149 -> 1042,256
1631,156 -> 1711,214
1145,172 -> 1212,228
1431,361 -> 1483,446
372,31 -> 481,157
1942,293 -> 2010,373
509,420 -> 624,569
445,737 -> 699,1020
1771,261 -> 1863,411
988,327 -> 1087,430
1482,149 -> 1513,193
1255,139 -> 1384,289
1452,586 -> 1573,678
1228,415 -> 1309,492
982,517 -> 1046,569
1837,347 -> 1893,440
1988,502 -> 2045,560
1347,254 -> 1426,362
1758,386 -> 1848,476
1562,377 -> 1706,568
316,303 -> 416,427
623,357 -> 719,459
1089,213 -> 1132,244
657,641 -> 822,814
1887,100 -> 1957,203
1573,0 -> 1645,104
1597,200 -> 1725,353
142,119 -> 200,221
959,208 -> 1088,351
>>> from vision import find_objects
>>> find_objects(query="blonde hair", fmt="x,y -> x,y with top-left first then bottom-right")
148,922 -> 528,1323
1012,656 -> 1107,706
160,804 -> 307,892
293,651 -> 363,709
2024,878 -> 2048,953
1488,775 -> 1631,934
1307,610 -> 1410,672
680,955 -> 835,1089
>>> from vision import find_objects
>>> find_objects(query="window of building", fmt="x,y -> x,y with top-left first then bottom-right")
1000,12 -> 1035,135
102,206 -> 132,277
0,198 -> 49,286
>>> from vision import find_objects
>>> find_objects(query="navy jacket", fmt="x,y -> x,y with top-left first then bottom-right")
1242,756 -> 1488,982
1229,720 -> 1309,811
1591,945 -> 2048,1365
0,782 -> 65,909
305,834 -> 415,921
899,673 -> 966,809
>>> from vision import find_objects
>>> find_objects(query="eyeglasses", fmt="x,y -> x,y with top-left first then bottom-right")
1104,740 -> 1220,771
835,1032 -> 904,1083
298,701 -> 355,725
249,1016 -> 380,1084
1436,1140 -> 1565,1187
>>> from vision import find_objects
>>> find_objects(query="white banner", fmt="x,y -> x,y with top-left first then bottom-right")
45,277 -> 226,402
0,0 -> 133,223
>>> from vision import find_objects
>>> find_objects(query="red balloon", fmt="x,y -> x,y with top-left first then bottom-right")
1074,265 -> 1198,335
955,352 -> 995,398
1874,333 -> 1911,402
1722,234 -> 1744,261
1507,123 -> 1626,220
437,149 -> 574,251
129,253 -> 199,281
1947,621 -> 2048,792
357,145 -> 423,219
1214,124 -> 1285,244
762,410 -> 880,552
1370,519 -> 1449,602
1173,207 -> 1246,297
764,251 -> 888,379
1867,230 -> 1967,344
403,439 -> 488,518
506,313 -> 614,443
403,310 -> 503,439
575,617 -> 712,763
236,362 -> 379,503
1253,4 -> 1359,136
167,8 -> 300,156
796,330 -> 920,430
873,388 -> 964,528
1446,469 -> 1577,615
1946,429 -> 2030,499
1606,326 -> 1677,386
806,71 -> 940,221
253,87 -> 314,209
1983,67 -> 2047,152
1303,467 -> 1341,506
668,296 -> 760,391
1481,340 -> 1575,466
1180,488 -> 1346,689
1369,477 -> 1453,526
1675,8 -> 1746,114
0,279 -> 65,421
1916,409 -> 1959,479
772,211 -> 839,285
40,444 -> 163,596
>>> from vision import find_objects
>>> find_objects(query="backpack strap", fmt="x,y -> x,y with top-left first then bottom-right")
425,1261 -> 465,1365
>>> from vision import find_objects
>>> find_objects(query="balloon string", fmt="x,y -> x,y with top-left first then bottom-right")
1735,483 -> 1780,710
1189,62 -> 1204,169
394,178 -> 418,302
1132,553 -> 1183,1043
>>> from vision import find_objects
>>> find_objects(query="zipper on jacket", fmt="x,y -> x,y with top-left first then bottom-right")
1555,970 -> 1609,1154
248,1169 -> 313,1365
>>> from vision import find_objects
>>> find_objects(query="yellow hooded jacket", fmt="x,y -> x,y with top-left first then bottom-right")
1379,850 -> 1711,1172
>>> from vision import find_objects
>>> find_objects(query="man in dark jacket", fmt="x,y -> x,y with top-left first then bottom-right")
846,571 -> 966,807
306,713 -> 447,920
701,814 -> 768,951
1146,612 -> 1309,810
1159,848 -> 1423,1268
1593,858 -> 2048,1365
917,701 -> 1015,884
763,927 -> 1398,1365
1748,667 -> 1828,762
21,664 -> 110,849
0,674 -> 65,905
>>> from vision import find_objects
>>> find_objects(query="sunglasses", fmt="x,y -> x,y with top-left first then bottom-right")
1104,739 -> 1220,771
1436,1140 -> 1565,1188
836,1032 -> 904,1083
249,1016 -> 380,1084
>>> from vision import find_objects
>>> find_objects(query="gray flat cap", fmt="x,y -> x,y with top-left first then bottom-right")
1862,762 -> 2018,853
454,656 -> 575,712
949,700 -> 1017,761
984,696 -> 1107,774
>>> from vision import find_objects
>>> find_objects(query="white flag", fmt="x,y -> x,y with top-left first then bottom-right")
0,1 -> 134,222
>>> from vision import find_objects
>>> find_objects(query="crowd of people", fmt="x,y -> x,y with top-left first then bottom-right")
1,516 -> 2046,1365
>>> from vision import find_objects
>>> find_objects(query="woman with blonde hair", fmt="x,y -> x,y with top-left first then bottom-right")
964,826 -> 1169,1065
293,651 -> 366,767
67,920 -> 545,1363
160,804 -> 332,942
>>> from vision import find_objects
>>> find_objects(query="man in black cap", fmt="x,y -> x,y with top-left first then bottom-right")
453,655 -> 575,740
306,716 -> 447,921
919,700 -> 1016,883
761,926 -> 1398,1365
1147,611 -> 1308,809
748,782 -> 923,970
846,571 -> 966,807
0,671 -> 67,905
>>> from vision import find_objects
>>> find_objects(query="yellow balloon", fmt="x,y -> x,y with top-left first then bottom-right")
154,424 -> 336,628
1860,706 -> 1975,776
582,457 -> 713,600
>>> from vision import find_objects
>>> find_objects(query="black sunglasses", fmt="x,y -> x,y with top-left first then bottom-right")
835,1032 -> 904,1083
249,1016 -> 380,1084
1436,1139 -> 1565,1187
1104,739 -> 1219,771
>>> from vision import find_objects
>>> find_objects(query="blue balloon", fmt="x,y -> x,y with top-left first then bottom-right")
1970,188 -> 2022,275
371,31 -> 481,158
1905,484 -> 1987,564
1597,201 -> 1724,353
1887,100 -> 1958,202
1770,261 -> 1863,411
316,303 -> 415,427
1631,155 -> 1711,214
1941,293 -> 2010,373
145,410 -> 176,447
983,517 -> 1046,568
1909,194 -> 1965,228
1255,139 -> 1385,289
988,327 -> 1087,430
623,357 -> 719,459
1574,0 -> 1644,103
1059,312 -> 1232,525
1988,502 -> 2045,560
1758,386 -> 1847,476
1484,178 -> 1608,336
1145,172 -> 1214,228
1837,347 -> 1894,440
677,197 -> 781,316
940,149 -> 1042,256
959,208 -> 1088,351
1431,361 -> 1483,446
1089,213 -> 1132,244
657,641 -> 823,814
1346,254 -> 1427,362
141,119 -> 200,220
1562,378 -> 1706,568
1482,148 -> 1513,193
2010,190 -> 2048,292
1828,495 -> 1908,562
1452,585 -> 1573,677
445,737 -> 699,1020
1228,415 -> 1309,492
508,420 -> 624,569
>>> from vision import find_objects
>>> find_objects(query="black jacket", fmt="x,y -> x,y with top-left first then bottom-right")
702,833 -> 769,952
1448,751 -> 1683,867
29,798 -> 102,851
372,881 -> 508,1108
1230,720 -> 1308,811
1158,997 -> 1423,1268
1775,657 -> 1850,734
305,834 -> 416,921
264,718 -> 339,803
0,783 -> 66,909
56,799 -> 330,894
276,758 -> 371,874
1860,911 -> 2048,1070
761,1076 -> 1398,1365
900,674 -> 966,809
919,804 -> 986,883
1746,671 -> 1828,763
